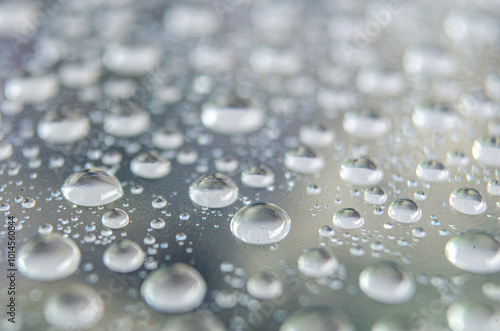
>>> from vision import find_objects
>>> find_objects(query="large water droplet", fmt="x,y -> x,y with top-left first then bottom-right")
333,208 -> 364,229
44,284 -> 104,330
340,158 -> 383,186
412,102 -> 458,131
130,151 -> 171,179
298,247 -> 339,278
189,174 -> 238,208
37,108 -> 90,144
445,230 -> 500,274
141,263 -> 207,313
62,168 -> 123,206
449,188 -> 487,215
103,239 -> 144,273
388,199 -> 422,223
163,311 -> 226,331
447,301 -> 500,331
285,146 -> 325,174
343,111 -> 390,138
416,160 -> 449,182
359,261 -> 416,304
279,306 -> 355,331
247,271 -> 283,300
103,102 -> 150,137
230,202 -> 291,245
201,95 -> 265,134
18,233 -> 81,281
241,164 -> 275,188
472,136 -> 500,167
299,123 -> 334,147
102,208 -> 129,229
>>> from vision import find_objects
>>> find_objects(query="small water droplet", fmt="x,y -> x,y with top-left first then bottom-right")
189,174 -> 238,208
388,199 -> 422,223
241,164 -> 275,188
102,208 -> 129,229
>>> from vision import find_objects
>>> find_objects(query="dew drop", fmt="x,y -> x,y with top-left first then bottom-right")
247,271 -> 283,300
343,110 -> 390,138
298,247 -> 339,278
130,151 -> 171,179
416,160 -> 449,182
102,208 -> 129,229
189,174 -> 238,208
472,136 -> 500,167
18,233 -> 81,281
364,187 -> 387,205
412,102 -> 458,131
340,158 -> 383,186
5,74 -> 59,103
279,306 -> 355,331
230,202 -> 291,245
103,45 -> 161,77
141,263 -> 207,313
241,164 -> 275,188
388,199 -> 422,223
103,239 -> 144,273
37,108 -> 90,144
445,230 -> 500,274
103,102 -> 150,137
152,127 -> 184,150
62,168 -> 123,206
359,261 -> 415,304
150,218 -> 166,229
447,301 -> 500,331
449,188 -> 487,215
215,155 -> 239,172
284,146 -> 324,174
333,208 -> 364,229
299,123 -> 334,147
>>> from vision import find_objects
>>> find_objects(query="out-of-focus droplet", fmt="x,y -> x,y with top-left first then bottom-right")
412,102 -> 458,131
241,164 -> 275,188
247,271 -> 283,300
388,199 -> 422,223
416,160 -> 449,182
447,301 -> 500,331
152,128 -> 184,150
298,247 -> 339,278
343,111 -> 390,138
5,75 -> 59,103
103,45 -> 161,77
215,155 -> 239,172
103,102 -> 150,137
340,158 -> 383,186
37,107 -> 90,144
163,311 -> 226,331
103,239 -> 144,273
472,137 -> 500,167
130,151 -> 171,179
356,68 -> 405,96
279,306 -> 355,331
164,6 -> 220,38
285,146 -> 324,174
299,123 -> 334,147
189,174 -> 238,208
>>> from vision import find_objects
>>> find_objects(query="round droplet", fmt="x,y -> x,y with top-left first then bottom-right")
247,271 -> 283,300
333,208 -> 364,229
487,181 -> 500,196
18,233 -> 81,281
44,284 -> 104,330
298,247 -> 339,278
412,102 -> 458,131
388,199 -> 422,223
343,111 -> 390,138
340,158 -> 383,186
189,174 -> 238,208
473,137 -> 500,167
299,123 -> 334,147
447,301 -> 500,331
62,168 -> 123,206
163,311 -> 226,331
130,151 -> 171,179
241,164 -> 275,188
359,261 -> 416,304
285,146 -> 325,174
103,239 -> 144,273
103,45 -> 161,77
230,203 -> 291,245
141,263 -> 207,313
416,160 -> 449,182
152,127 -> 184,150
103,102 -> 150,137
151,218 -> 166,229
279,306 -> 355,331
102,208 -> 129,229
449,188 -> 487,215
445,230 -> 500,274
37,108 -> 90,144
152,197 -> 167,209
364,187 -> 387,205
201,95 -> 265,134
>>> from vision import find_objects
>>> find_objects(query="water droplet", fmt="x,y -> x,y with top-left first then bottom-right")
201,95 -> 265,134
340,158 -> 383,186
103,239 -> 144,273
130,151 -> 171,179
412,102 -> 458,131
445,230 -> 500,274
5,74 -> 59,103
447,150 -> 469,166
177,148 -> 199,165
298,247 -> 339,278
37,108 -> 90,144
247,271 -> 283,300
0,141 -> 13,161
21,197 -> 35,208
103,45 -> 161,77
102,150 -> 122,166
103,102 -> 150,137
333,208 -> 364,229
215,155 -> 239,172
447,301 -> 500,331
416,160 -> 449,182
38,223 -> 53,235
319,225 -> 335,237
279,306 -> 355,331
488,181 -> 500,196
18,233 -> 81,281
152,127 -> 184,150
102,209 -> 129,230
482,282 -> 500,302
388,199 -> 422,223
472,136 -> 500,167
449,188 -> 487,215
189,174 -> 238,208
359,261 -> 415,304
62,168 -> 123,206
164,6 -> 220,38
230,203 -> 291,245
44,284 -> 103,329
364,187 -> 387,204
152,197 -> 167,209
343,111 -> 390,138
151,218 -> 166,229
285,146 -> 324,174
163,311 -> 226,331
299,123 -> 334,147
241,164 -> 275,188
141,263 -> 207,313
356,68 -> 405,97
